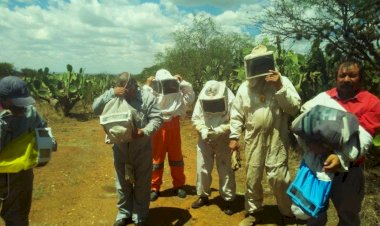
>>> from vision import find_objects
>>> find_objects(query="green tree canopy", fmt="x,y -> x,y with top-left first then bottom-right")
0,62 -> 15,78
154,15 -> 254,93
259,0 -> 380,69
258,0 -> 380,95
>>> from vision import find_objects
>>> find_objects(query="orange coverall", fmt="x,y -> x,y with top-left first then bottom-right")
151,116 -> 185,191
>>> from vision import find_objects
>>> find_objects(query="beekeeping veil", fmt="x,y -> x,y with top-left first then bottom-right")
199,80 -> 228,115
244,45 -> 275,87
154,69 -> 184,120
152,74 -> 180,95
99,97 -> 137,144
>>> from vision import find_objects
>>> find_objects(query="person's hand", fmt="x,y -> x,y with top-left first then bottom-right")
323,154 -> 341,172
114,87 -> 126,97
208,127 -> 223,140
229,139 -> 240,152
132,128 -> 145,139
174,74 -> 183,82
213,126 -> 224,135
146,76 -> 155,86
200,128 -> 209,140
266,70 -> 283,90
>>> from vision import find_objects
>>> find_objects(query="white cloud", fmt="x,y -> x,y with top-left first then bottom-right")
162,0 -> 268,9
0,0 -> 267,74
213,4 -> 265,34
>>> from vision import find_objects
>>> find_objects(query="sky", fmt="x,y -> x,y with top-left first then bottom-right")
0,0 -> 298,74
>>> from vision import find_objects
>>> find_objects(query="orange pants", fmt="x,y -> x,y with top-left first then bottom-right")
151,116 -> 185,191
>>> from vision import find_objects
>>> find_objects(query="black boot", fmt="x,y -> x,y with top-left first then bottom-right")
222,201 -> 234,215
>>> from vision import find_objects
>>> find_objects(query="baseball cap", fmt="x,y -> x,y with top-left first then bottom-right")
0,76 -> 35,107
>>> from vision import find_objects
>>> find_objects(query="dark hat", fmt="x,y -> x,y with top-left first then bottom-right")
0,76 -> 35,107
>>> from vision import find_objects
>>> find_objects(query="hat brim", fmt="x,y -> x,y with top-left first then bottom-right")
11,96 -> 35,107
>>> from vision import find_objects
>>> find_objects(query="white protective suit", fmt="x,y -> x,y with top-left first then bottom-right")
192,80 -> 236,201
230,76 -> 301,216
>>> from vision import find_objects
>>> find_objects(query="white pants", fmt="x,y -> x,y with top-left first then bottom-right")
244,137 -> 293,216
245,161 -> 293,216
196,137 -> 236,201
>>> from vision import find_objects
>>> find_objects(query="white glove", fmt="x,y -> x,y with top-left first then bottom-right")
207,126 -> 223,140
200,128 -> 209,140
213,126 -> 224,135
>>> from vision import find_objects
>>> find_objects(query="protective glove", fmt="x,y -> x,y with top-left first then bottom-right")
208,126 -> 224,140
200,128 -> 209,140
213,126 -> 224,135
231,150 -> 241,171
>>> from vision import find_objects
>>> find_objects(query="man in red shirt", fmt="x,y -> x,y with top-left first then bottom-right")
297,60 -> 380,225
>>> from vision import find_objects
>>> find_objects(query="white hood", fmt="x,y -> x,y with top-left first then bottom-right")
192,80 -> 235,129
155,69 -> 195,121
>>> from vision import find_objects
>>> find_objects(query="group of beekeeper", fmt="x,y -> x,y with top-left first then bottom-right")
92,43 -> 379,226
143,45 -> 300,226
92,45 -> 301,226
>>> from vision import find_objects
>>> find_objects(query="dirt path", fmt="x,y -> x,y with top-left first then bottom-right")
27,117 -> 323,226
2,102 -> 377,226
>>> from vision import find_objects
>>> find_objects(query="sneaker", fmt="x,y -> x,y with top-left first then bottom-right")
150,190 -> 160,201
174,187 -> 187,198
114,217 -> 132,226
191,196 -> 209,209
222,201 -> 233,215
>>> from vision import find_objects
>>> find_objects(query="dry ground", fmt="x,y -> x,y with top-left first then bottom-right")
1,105 -> 378,226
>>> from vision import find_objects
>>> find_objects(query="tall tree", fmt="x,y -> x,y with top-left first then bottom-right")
0,62 -> 15,78
259,0 -> 380,70
155,15 -> 254,93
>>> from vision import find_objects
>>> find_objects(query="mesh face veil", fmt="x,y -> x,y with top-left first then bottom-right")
245,52 -> 275,79
152,79 -> 180,95
200,97 -> 226,114
199,80 -> 227,115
